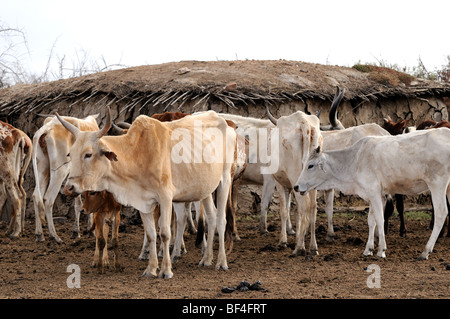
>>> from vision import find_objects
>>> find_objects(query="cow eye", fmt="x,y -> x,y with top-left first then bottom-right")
67,153 -> 70,157
84,153 -> 92,159
308,164 -> 314,169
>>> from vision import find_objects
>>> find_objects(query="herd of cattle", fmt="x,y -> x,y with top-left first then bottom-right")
1,86 -> 449,279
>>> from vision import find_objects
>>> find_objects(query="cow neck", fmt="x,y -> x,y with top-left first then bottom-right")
324,149 -> 358,195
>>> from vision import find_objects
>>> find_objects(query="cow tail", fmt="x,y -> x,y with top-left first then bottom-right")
225,184 -> 235,254
195,202 -> 205,248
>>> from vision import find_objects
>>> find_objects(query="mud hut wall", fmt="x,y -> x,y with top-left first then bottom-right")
13,93 -> 449,220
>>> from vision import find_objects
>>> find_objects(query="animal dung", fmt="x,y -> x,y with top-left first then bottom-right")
221,280 -> 268,293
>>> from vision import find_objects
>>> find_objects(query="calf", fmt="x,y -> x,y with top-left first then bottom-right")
295,128 -> 450,260
0,121 -> 32,238
81,190 -> 122,273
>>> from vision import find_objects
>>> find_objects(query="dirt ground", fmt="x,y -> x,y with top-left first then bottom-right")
0,190 -> 449,301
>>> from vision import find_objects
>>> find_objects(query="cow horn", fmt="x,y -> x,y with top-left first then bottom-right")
265,104 -> 278,125
329,87 -> 345,129
108,123 -> 127,136
96,106 -> 112,139
56,113 -> 80,138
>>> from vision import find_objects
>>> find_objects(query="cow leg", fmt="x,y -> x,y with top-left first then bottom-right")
324,189 -> 335,242
171,202 -> 187,262
0,183 -> 7,219
4,176 -> 23,239
32,154 -> 49,242
199,195 -> 216,267
91,216 -> 101,269
193,201 -> 207,254
292,191 -> 311,256
157,198 -> 173,279
446,198 -> 450,238
363,206 -> 376,257
396,194 -> 406,237
43,168 -> 69,243
112,209 -> 122,272
71,194 -> 83,239
383,194 -> 394,235
231,177 -> 241,241
374,196 -> 387,258
140,208 -> 159,277
138,231 -> 149,260
185,202 -> 197,235
286,192 -> 294,236
308,190 -> 319,255
102,222 -> 110,270
215,174 -> 232,271
259,175 -> 276,234
419,185 -> 449,260
276,183 -> 290,247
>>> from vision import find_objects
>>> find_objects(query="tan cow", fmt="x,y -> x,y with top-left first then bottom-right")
56,108 -> 237,278
81,190 -> 122,273
0,121 -> 32,239
32,114 -> 99,243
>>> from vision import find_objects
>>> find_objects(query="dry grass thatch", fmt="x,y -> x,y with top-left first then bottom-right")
1,60 -> 449,116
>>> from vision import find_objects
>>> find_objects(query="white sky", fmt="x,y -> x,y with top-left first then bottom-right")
2,0 -> 450,79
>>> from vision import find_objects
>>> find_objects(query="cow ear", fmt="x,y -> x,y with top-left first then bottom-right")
102,150 -> 118,162
315,145 -> 321,155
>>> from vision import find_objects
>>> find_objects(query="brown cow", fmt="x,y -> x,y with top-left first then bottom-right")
0,121 -> 32,239
81,190 -> 122,273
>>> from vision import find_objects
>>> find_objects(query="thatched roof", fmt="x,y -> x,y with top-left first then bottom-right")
1,60 -> 449,115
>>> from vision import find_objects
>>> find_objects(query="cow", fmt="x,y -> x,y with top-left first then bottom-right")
132,111 -> 245,262
383,117 -> 450,237
294,128 -> 450,260
56,107 -> 237,278
0,121 -> 32,239
80,190 -> 122,273
217,87 -> 345,241
320,123 -> 391,241
32,114 -> 100,243
265,108 -> 323,256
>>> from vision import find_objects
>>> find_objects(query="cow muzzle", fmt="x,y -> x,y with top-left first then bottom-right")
63,183 -> 81,197
293,184 -> 307,196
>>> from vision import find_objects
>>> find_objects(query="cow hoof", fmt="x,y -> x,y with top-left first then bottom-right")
50,236 -> 63,244
363,248 -> 373,257
292,248 -> 306,257
35,234 -> 45,242
310,249 -> 319,256
9,234 -> 19,240
141,268 -> 158,278
216,264 -> 228,271
417,254 -> 429,261
199,258 -> 213,267
138,252 -> 149,261
71,231 -> 80,239
158,271 -> 173,279
115,265 -> 124,272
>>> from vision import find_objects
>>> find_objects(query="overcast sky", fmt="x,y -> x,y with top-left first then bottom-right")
2,0 -> 449,80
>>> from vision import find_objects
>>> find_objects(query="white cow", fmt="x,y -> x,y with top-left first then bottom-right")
217,113 -> 294,235
32,114 -> 99,243
320,123 -> 391,240
295,128 -> 450,260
